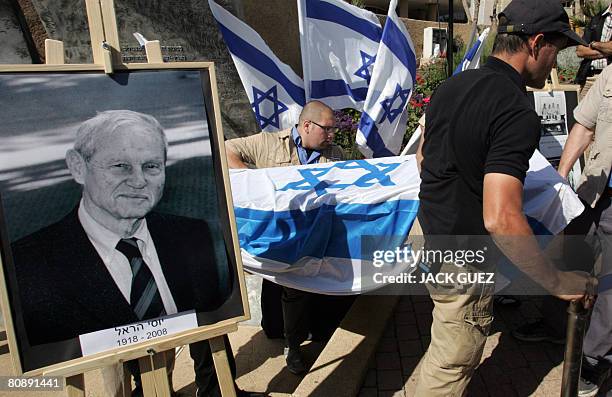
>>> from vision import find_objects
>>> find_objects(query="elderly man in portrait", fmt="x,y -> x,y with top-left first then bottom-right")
10,110 -> 231,396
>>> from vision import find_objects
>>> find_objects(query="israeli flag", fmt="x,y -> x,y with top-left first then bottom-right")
356,0 -> 417,158
454,28 -> 491,75
524,150 -> 584,235
298,0 -> 382,111
231,156 -> 421,294
231,154 -> 584,294
209,0 -> 305,132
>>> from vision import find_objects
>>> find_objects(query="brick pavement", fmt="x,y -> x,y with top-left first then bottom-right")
358,295 -> 612,397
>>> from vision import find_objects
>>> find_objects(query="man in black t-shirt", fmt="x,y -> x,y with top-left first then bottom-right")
415,1 -> 596,395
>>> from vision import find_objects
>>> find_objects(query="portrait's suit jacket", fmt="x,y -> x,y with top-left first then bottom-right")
10,208 -> 229,347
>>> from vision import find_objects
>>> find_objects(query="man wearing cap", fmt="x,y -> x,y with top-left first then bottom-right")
415,0 -> 594,395
575,2 -> 612,97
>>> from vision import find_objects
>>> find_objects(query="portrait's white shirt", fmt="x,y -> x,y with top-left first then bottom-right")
78,201 -> 178,315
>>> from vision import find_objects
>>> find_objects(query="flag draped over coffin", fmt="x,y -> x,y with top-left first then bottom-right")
232,156 -> 420,294
524,150 -> 584,235
230,155 -> 584,294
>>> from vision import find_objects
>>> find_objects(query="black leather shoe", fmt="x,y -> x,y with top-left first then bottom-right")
578,357 -> 612,397
284,347 -> 306,375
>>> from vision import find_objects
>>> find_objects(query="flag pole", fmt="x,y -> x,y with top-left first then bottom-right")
297,0 -> 311,102
447,0 -> 454,77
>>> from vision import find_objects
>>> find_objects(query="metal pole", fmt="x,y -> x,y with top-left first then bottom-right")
560,300 -> 589,397
447,0 -> 454,77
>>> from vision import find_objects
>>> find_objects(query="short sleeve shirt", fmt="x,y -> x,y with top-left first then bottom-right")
574,65 -> 612,200
225,128 -> 346,168
418,57 -> 541,236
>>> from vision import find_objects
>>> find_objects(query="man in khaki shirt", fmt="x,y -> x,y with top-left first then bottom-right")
555,64 -> 612,396
226,101 -> 345,375
226,101 -> 344,169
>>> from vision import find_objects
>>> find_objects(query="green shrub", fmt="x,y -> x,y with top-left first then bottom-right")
557,65 -> 579,84
333,109 -> 363,160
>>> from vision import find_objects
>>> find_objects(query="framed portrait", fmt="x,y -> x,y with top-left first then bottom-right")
527,86 -> 584,188
0,62 -> 249,376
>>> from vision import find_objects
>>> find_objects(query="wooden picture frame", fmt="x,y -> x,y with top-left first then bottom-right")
0,62 -> 249,377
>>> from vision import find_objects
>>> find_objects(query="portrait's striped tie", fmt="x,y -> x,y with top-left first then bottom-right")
115,238 -> 165,320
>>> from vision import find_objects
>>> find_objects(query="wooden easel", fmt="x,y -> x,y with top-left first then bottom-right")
40,1 -> 238,396
535,67 -> 579,92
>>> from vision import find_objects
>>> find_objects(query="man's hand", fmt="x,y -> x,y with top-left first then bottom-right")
551,271 -> 597,309
483,173 -> 596,302
576,43 -> 605,60
590,41 -> 612,57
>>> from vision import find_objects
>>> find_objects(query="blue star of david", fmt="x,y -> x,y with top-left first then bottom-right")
251,85 -> 289,130
354,51 -> 376,84
379,84 -> 411,124
278,160 -> 401,196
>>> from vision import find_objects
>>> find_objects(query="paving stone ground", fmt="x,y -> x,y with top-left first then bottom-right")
0,285 -> 611,396
358,295 -> 612,397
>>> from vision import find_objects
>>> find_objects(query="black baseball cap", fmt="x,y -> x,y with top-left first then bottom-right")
497,0 -> 588,47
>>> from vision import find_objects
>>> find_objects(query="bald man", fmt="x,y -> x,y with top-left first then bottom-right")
226,100 -> 344,169
226,101 -> 345,374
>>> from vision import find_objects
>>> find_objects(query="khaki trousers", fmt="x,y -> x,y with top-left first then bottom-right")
415,263 -> 495,397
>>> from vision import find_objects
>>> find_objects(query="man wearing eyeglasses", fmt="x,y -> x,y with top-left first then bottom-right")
226,100 -> 344,169
226,100 -> 345,375
10,110 -> 240,396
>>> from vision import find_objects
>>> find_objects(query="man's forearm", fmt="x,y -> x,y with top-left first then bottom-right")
225,148 -> 249,169
486,210 -> 562,292
558,122 -> 594,178
416,115 -> 426,173
591,41 -> 612,56
483,173 -> 586,298
576,44 -> 605,59
416,129 -> 425,173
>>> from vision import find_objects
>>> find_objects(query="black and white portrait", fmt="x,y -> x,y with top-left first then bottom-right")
0,68 -> 246,373
533,90 -> 569,160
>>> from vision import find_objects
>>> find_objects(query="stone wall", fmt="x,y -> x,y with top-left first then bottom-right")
0,0 -> 32,63
1,0 -> 258,139
243,0 -> 302,77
